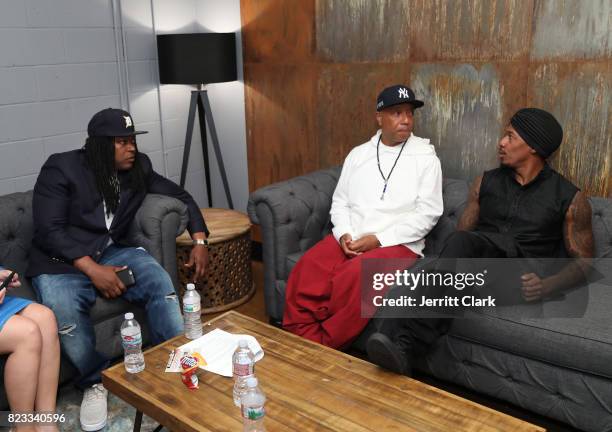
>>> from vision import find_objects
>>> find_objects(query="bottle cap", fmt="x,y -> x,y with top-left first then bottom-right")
124,312 -> 134,320
186,283 -> 195,290
246,377 -> 258,387
238,339 -> 249,348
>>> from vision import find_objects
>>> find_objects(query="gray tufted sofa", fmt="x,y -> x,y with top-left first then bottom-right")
0,190 -> 188,409
248,166 -> 612,432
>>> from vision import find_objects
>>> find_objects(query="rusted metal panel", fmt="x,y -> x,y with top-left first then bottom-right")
410,63 -> 505,183
315,0 -> 411,62
529,62 -> 611,197
495,61 -> 532,127
531,0 -> 611,60
316,0 -> 533,62
316,64 -> 412,167
241,0 -> 610,198
409,0 -> 533,61
243,64 -> 320,191
240,0 -> 315,63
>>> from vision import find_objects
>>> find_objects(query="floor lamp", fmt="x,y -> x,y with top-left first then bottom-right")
157,33 -> 237,209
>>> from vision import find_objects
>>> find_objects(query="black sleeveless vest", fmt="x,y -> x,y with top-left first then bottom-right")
476,165 -> 578,258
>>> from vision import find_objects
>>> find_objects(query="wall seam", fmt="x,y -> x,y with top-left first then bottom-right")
150,0 -> 169,178
111,0 -> 129,110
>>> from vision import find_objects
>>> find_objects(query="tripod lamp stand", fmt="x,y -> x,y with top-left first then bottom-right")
157,33 -> 237,209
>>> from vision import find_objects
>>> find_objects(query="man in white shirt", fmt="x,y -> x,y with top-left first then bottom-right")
282,85 -> 444,349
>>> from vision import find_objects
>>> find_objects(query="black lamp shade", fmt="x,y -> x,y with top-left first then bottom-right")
157,33 -> 237,85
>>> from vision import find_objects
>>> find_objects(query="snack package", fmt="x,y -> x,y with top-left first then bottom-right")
180,351 -> 206,390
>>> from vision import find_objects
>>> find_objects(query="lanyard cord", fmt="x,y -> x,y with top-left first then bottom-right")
376,134 -> 407,200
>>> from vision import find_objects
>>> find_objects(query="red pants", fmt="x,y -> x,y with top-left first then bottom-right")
282,234 -> 418,349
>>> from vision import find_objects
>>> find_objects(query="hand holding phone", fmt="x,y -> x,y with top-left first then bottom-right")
115,267 -> 136,288
0,271 -> 16,291
0,271 -> 15,305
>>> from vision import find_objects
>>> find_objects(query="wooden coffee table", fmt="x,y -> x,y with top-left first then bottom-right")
102,311 -> 544,431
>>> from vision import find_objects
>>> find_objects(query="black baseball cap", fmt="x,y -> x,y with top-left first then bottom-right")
376,85 -> 424,111
87,108 -> 148,138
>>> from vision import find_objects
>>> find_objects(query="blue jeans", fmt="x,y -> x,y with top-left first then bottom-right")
32,245 -> 184,388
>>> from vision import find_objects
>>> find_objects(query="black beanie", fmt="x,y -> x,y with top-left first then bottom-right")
510,108 -> 563,158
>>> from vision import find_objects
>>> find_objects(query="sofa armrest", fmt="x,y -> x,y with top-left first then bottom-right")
248,167 -> 341,318
248,166 -> 341,278
127,194 -> 189,291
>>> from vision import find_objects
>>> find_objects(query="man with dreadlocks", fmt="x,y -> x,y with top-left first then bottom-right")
26,108 -> 209,431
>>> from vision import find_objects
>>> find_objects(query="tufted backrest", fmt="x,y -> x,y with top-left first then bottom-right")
590,197 -> 612,258
290,171 -> 341,252
0,190 -> 36,299
423,178 -> 470,255
249,167 -> 341,282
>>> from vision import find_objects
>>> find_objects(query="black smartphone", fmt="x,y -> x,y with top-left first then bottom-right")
115,267 -> 136,287
0,271 -> 16,291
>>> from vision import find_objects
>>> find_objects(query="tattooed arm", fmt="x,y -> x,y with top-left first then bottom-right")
456,175 -> 482,231
563,191 -> 594,259
522,191 -> 594,301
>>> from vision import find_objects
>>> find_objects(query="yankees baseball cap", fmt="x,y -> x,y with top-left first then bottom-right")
376,85 -> 424,111
87,108 -> 148,138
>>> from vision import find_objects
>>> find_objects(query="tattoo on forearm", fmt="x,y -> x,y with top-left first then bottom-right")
564,192 -> 594,259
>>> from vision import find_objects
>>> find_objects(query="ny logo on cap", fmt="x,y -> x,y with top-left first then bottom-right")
398,88 -> 410,99
123,116 -> 133,128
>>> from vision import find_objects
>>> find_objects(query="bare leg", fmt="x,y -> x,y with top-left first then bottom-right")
18,304 -> 60,411
0,315 -> 42,432
18,304 -> 60,432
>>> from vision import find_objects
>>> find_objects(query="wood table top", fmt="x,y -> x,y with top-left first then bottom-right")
176,208 -> 251,246
102,311 -> 544,432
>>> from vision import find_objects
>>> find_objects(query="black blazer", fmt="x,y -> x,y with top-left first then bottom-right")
26,150 -> 208,277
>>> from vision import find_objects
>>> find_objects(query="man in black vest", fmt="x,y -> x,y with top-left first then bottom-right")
366,108 -> 594,376
27,108 -> 210,431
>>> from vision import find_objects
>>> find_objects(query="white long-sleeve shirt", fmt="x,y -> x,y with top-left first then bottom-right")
330,130 -> 443,256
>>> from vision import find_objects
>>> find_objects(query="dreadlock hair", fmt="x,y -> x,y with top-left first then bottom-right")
84,136 -> 147,216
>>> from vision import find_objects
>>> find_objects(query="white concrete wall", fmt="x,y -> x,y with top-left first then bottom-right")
0,0 -> 121,195
195,0 -> 249,212
0,0 -> 249,211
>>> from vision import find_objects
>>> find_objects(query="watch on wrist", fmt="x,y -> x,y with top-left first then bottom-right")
193,238 -> 209,247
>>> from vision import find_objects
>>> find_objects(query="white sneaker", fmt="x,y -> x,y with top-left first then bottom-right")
80,383 -> 108,431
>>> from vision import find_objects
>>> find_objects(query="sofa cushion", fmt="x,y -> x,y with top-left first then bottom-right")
424,178 -> 469,255
0,191 -> 36,300
286,251 -> 304,277
423,334 -> 612,432
89,296 -> 145,324
449,277 -> 612,379
590,197 -> 612,259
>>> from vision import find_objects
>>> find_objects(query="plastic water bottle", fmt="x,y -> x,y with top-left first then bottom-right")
232,339 -> 255,407
120,312 -> 145,373
241,377 -> 266,432
183,283 -> 203,339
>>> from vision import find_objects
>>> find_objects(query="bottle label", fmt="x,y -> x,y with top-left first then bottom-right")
233,363 -> 253,377
183,303 -> 201,313
241,405 -> 265,420
121,333 -> 142,349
